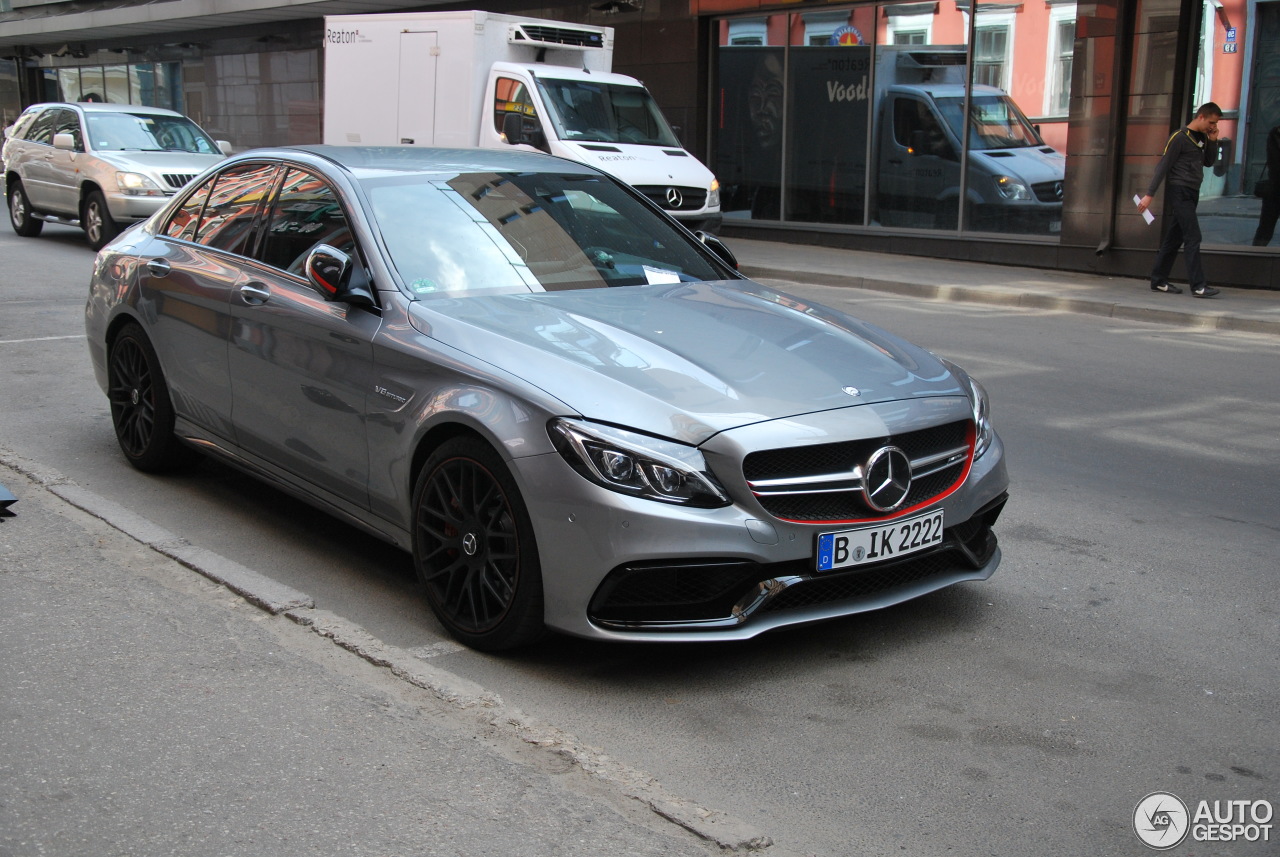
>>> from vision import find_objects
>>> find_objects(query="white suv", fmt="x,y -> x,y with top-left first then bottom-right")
3,102 -> 230,249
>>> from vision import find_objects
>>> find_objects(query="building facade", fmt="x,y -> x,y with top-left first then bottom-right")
2,0 -> 1278,287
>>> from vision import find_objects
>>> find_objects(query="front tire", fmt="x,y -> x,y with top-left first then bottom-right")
412,437 -> 546,651
107,323 -> 194,472
8,179 -> 43,237
84,189 -> 120,250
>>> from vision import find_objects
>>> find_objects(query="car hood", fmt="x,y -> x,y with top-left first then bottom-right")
90,150 -> 226,174
407,281 -> 965,444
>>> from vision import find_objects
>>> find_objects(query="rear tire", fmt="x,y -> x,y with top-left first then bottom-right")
84,189 -> 120,250
412,437 -> 546,651
8,179 -> 43,237
107,323 -> 195,472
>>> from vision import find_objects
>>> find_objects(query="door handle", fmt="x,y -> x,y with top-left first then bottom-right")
888,158 -> 903,166
146,258 -> 171,277
239,283 -> 271,305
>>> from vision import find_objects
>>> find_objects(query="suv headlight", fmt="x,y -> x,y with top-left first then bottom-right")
116,172 -> 165,197
941,359 -> 995,459
993,175 -> 1031,201
549,418 -> 729,507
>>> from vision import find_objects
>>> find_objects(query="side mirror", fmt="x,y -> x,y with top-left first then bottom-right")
53,132 -> 80,152
501,113 -> 525,145
217,140 -> 233,156
908,129 -> 927,156
306,244 -> 375,308
695,230 -> 738,271
501,113 -> 549,153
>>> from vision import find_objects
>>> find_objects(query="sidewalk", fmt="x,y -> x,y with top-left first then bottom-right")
0,454 -> 769,857
729,238 -> 1280,337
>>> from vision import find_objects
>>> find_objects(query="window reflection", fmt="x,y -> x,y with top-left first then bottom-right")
713,2 -> 1072,237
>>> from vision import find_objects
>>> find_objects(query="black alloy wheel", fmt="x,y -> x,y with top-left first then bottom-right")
412,437 -> 545,651
107,323 -> 193,472
84,189 -> 120,250
8,180 -> 43,237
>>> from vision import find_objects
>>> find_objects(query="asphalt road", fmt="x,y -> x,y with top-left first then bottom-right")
1,223 -> 1276,856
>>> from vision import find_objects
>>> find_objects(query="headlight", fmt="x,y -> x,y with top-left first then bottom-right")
707,178 -> 721,209
993,175 -> 1031,201
549,418 -> 729,507
116,172 -> 165,197
968,376 -> 994,459
941,359 -> 995,459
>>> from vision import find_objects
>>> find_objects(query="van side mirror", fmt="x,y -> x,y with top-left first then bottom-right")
908,130 -> 927,156
306,244 -> 375,308
695,230 -> 738,271
502,113 -> 548,152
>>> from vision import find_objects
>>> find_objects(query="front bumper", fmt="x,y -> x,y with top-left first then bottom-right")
512,426 -> 1008,642
106,191 -> 173,223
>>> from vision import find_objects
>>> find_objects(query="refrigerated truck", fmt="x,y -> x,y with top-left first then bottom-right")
323,10 -> 721,232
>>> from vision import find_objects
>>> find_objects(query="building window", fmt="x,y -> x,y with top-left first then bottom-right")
1045,9 -> 1076,117
728,20 -> 768,46
886,12 -> 933,45
973,24 -> 1011,90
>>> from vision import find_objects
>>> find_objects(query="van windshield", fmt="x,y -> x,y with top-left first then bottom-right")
934,95 -> 1042,150
535,78 -> 682,148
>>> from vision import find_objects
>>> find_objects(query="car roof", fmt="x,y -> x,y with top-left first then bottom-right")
242,145 -> 601,180
25,102 -> 185,118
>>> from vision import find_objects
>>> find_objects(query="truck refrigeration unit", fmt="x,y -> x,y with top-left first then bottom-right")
323,10 -> 722,233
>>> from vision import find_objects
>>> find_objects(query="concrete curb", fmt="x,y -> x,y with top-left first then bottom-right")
742,265 -> 1280,337
0,446 -> 779,854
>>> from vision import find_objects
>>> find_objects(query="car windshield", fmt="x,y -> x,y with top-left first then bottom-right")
535,78 -> 682,147
363,170 -> 722,296
934,95 -> 1042,150
85,112 -> 220,154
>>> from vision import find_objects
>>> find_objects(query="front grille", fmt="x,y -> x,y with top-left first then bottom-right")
587,495 -> 1005,629
1032,181 -> 1063,203
161,173 -> 197,189
633,186 -> 707,211
743,419 -> 972,523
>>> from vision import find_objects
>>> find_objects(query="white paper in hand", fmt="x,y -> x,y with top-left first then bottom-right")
1134,194 -> 1156,225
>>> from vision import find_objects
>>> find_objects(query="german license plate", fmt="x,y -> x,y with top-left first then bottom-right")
816,510 -> 944,571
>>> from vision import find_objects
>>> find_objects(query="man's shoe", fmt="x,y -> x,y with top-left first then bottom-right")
1192,286 -> 1220,298
1151,282 -> 1183,294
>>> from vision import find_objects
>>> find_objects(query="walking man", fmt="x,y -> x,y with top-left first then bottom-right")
1136,102 -> 1223,298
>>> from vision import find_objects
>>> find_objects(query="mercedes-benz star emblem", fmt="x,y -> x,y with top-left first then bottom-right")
862,446 -> 912,512
665,187 -> 684,208
461,532 -> 479,556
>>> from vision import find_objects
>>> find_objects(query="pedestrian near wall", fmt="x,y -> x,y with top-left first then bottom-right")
1252,124 -> 1280,247
1136,103 -> 1223,298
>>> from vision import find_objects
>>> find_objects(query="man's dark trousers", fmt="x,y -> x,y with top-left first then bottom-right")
1150,183 -> 1207,290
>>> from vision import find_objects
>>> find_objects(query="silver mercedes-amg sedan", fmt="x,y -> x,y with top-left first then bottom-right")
85,146 -> 1008,651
